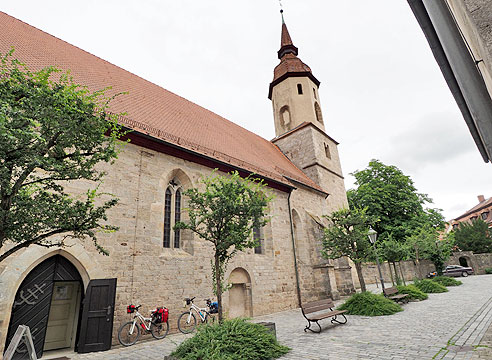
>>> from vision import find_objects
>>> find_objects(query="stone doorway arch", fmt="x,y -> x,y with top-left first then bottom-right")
6,255 -> 83,359
228,268 -> 252,318
459,256 -> 469,267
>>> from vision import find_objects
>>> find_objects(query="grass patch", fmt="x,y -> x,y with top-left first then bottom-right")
485,268 -> 492,274
432,276 -> 462,286
337,291 -> 403,316
414,279 -> 448,293
171,318 -> 289,360
396,284 -> 428,300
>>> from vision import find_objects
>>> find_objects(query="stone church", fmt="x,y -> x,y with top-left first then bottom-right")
0,11 -> 354,357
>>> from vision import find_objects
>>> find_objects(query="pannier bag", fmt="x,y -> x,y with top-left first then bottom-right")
152,307 -> 169,323
127,304 -> 136,313
209,301 -> 218,314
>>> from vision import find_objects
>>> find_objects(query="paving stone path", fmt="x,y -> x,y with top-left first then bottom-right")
68,274 -> 492,360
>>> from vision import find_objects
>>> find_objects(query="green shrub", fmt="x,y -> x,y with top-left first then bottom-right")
414,279 -> 448,293
485,268 -> 492,274
432,276 -> 462,286
171,318 -> 289,360
396,284 -> 428,301
337,291 -> 403,316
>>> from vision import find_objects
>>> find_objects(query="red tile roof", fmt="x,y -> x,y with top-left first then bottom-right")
455,196 -> 492,220
0,11 -> 324,193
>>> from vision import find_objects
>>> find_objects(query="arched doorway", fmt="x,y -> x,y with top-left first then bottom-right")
6,255 -> 82,359
459,257 -> 469,267
228,268 -> 252,318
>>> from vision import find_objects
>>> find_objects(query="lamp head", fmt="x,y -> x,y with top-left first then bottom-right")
368,226 -> 377,244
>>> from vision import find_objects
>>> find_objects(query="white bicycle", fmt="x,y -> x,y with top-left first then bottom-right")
118,304 -> 169,346
177,297 -> 218,334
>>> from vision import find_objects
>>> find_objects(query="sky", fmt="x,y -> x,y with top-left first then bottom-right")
2,0 -> 492,220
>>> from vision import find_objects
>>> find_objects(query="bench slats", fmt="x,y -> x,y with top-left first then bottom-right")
383,287 -> 399,296
307,310 -> 347,321
302,299 -> 335,314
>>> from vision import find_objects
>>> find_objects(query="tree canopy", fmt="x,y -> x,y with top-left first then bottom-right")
0,51 -> 125,262
454,219 -> 492,253
321,207 -> 375,292
175,171 -> 273,322
347,160 -> 445,243
407,226 -> 454,275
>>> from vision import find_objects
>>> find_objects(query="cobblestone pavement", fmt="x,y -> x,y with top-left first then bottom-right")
65,275 -> 492,360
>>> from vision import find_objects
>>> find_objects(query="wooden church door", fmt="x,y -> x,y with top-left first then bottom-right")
77,278 -> 117,353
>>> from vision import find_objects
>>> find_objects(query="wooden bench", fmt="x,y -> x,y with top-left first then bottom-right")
301,298 -> 347,333
383,287 -> 409,303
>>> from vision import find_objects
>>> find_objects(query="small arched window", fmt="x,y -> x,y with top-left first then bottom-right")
481,212 -> 489,220
314,102 -> 323,125
163,181 -> 182,248
297,84 -> 303,95
324,143 -> 331,159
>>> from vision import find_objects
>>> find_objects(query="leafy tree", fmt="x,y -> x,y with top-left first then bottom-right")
454,219 -> 492,253
175,171 -> 272,322
347,160 -> 444,242
0,51 -> 126,262
321,208 -> 375,292
379,236 -> 408,285
407,226 -> 454,275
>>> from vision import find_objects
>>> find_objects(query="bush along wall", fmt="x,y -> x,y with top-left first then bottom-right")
337,292 -> 403,316
414,279 -> 448,293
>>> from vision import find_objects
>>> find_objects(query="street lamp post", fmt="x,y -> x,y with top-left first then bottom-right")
368,227 -> 385,292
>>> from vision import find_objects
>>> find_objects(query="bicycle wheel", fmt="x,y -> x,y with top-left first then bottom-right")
178,312 -> 197,334
151,321 -> 169,339
118,321 -> 140,346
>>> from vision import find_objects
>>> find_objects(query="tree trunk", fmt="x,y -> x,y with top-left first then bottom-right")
415,246 -> 422,279
388,262 -> 395,285
392,262 -> 401,285
354,262 -> 366,292
215,253 -> 224,323
398,262 -> 406,286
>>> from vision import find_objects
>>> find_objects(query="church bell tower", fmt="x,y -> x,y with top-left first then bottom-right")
269,10 -> 347,211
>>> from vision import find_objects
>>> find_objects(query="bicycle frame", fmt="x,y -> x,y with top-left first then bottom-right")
129,310 -> 153,333
185,302 -> 210,323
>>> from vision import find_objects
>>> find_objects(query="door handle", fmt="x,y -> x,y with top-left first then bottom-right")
106,305 -> 112,316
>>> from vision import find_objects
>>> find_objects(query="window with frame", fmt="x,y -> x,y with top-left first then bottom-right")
253,226 -> 264,254
163,180 -> 182,248
481,212 -> 489,220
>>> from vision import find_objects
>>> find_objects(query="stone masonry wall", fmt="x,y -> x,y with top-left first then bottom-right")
0,140 -> 346,352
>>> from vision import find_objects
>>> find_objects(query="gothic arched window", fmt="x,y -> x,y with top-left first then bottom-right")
280,105 -> 291,128
163,181 -> 182,248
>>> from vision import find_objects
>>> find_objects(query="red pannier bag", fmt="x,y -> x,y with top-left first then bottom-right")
127,304 -> 136,313
153,307 -> 168,323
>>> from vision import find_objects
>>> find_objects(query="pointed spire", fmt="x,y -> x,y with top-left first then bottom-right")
277,10 -> 298,59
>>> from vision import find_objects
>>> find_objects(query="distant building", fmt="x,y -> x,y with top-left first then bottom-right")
407,0 -> 492,163
447,195 -> 492,232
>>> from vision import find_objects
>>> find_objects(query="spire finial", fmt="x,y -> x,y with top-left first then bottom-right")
279,1 -> 285,23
